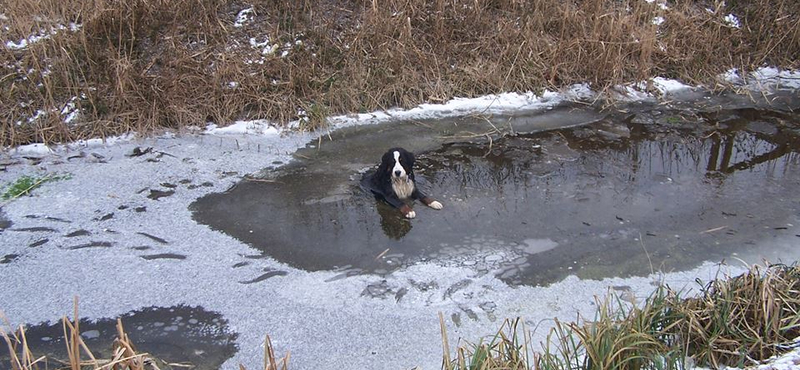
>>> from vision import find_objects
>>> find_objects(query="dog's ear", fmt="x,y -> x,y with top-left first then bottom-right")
404,150 -> 415,170
378,151 -> 393,174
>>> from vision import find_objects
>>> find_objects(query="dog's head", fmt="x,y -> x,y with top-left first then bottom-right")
379,147 -> 415,181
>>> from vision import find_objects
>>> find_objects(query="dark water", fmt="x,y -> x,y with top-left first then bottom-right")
192,103 -> 800,285
0,306 -> 238,370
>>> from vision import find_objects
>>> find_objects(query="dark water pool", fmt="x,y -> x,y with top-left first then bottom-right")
0,306 -> 237,370
192,103 -> 800,285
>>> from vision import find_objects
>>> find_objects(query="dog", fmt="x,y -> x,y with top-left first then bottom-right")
361,148 -> 443,219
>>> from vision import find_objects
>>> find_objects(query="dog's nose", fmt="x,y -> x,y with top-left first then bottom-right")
394,170 -> 402,177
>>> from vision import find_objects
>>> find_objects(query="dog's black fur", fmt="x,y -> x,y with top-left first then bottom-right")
361,147 -> 442,218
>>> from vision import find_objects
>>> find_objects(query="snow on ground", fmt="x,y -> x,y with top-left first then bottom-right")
205,120 -> 280,136
322,86 -> 593,130
4,22 -> 80,50
234,7 -> 254,28
214,66 -> 796,138
693,343 -> 800,370
724,13 -> 742,29
754,346 -> 800,370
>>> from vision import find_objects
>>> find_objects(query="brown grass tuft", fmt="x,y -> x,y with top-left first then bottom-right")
672,263 -> 800,368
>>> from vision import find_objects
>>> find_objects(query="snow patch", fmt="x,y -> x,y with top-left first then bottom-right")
724,13 -> 741,29
234,8 -> 254,28
724,67 -> 800,90
27,110 -> 46,124
5,23 -> 81,50
70,133 -> 135,149
651,77 -> 693,94
754,343 -> 800,370
13,142 -> 53,155
321,89 -> 577,130
611,85 -> 652,101
723,68 -> 744,85
60,97 -> 79,124
645,0 -> 669,10
615,77 -> 693,101
248,37 -> 279,57
206,120 -> 280,136
10,133 -> 136,153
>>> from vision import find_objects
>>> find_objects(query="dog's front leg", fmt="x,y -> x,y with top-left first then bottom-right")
412,189 -> 443,210
384,194 -> 416,218
422,198 -> 443,210
399,204 -> 416,219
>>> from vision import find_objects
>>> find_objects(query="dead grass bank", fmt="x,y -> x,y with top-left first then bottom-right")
1,0 -> 799,146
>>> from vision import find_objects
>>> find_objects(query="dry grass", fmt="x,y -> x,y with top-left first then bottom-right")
533,263 -> 800,370
441,314 -> 530,370
1,0 -> 798,146
535,287 -> 683,370
672,264 -> 800,368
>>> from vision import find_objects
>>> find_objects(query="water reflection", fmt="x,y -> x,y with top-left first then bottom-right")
376,199 -> 412,240
191,107 -> 800,285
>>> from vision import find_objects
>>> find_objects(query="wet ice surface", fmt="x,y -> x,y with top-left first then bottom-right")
1,90 -> 800,370
0,306 -> 237,370
192,105 -> 800,286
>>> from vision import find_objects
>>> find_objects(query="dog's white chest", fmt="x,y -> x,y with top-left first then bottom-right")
392,178 -> 415,199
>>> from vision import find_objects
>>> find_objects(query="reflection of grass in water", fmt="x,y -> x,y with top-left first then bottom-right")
574,236 -> 730,282
574,252 -> 666,281
1,173 -> 71,200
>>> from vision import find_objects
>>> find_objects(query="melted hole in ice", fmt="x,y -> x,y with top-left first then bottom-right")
147,189 -> 175,200
140,253 -> 187,260
192,107 -> 800,286
0,306 -> 237,370
1,254 -> 20,264
66,241 -> 113,250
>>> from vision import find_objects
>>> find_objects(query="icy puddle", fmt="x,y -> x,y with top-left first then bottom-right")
0,306 -> 237,370
192,104 -> 800,286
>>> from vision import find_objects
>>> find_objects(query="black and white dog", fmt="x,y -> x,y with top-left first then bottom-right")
362,148 -> 443,219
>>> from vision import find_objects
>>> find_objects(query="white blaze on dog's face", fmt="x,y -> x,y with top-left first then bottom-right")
391,150 -> 407,180
389,149 -> 415,200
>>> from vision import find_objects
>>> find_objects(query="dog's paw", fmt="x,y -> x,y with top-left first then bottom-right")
405,210 -> 416,219
428,201 -> 443,210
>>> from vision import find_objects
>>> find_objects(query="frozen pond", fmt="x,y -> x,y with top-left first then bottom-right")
2,88 -> 800,369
